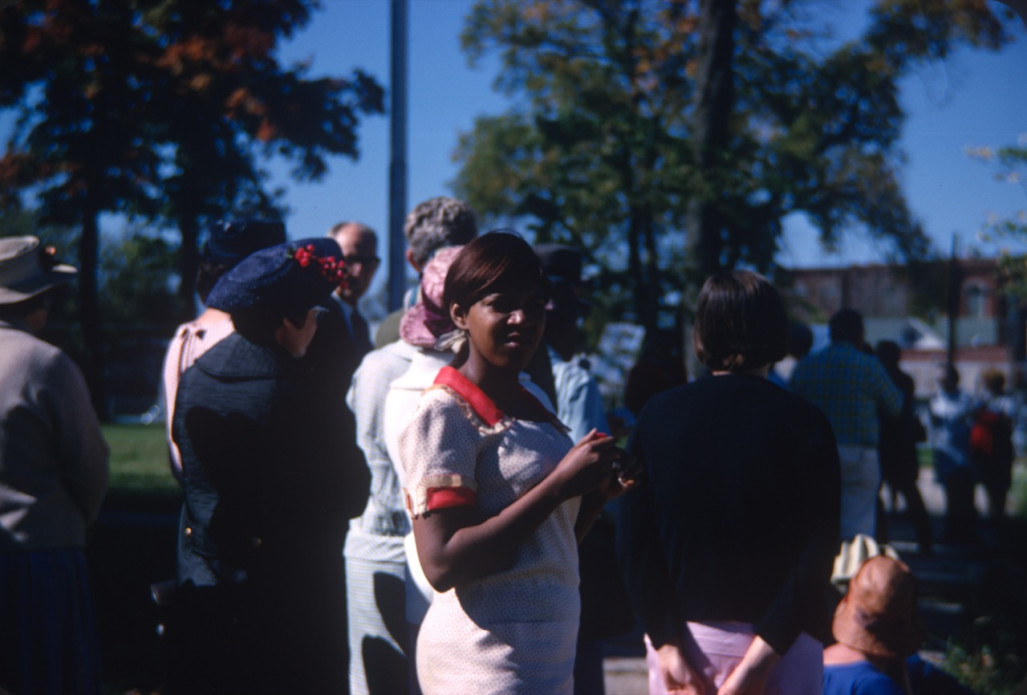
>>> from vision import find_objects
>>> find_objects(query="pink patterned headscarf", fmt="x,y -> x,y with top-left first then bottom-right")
399,245 -> 464,348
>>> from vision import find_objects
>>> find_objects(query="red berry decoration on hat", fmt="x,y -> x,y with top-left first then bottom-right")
291,243 -> 349,292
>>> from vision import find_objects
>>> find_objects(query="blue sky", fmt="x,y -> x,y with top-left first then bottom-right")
274,0 -> 1027,287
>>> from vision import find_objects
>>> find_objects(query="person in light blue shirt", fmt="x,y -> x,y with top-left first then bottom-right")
929,364 -> 979,545
535,244 -> 609,441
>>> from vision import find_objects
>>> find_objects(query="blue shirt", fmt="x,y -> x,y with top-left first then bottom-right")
824,656 -> 975,695
789,342 -> 902,446
548,345 -> 609,442
824,660 -> 904,695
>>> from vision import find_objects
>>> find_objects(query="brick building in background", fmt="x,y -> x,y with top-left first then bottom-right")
785,258 -> 1026,398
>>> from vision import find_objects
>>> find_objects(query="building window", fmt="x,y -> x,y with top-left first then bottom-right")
964,283 -> 989,318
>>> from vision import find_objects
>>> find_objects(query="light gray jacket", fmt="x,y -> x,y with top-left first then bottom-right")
0,319 -> 109,550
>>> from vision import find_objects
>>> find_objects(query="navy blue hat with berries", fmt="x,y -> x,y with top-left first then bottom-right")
206,238 -> 347,319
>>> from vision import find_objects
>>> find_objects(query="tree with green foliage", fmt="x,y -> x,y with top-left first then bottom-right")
453,0 -> 1013,335
969,141 -> 1027,299
0,0 -> 383,417
142,1 -> 384,318
0,1 -> 165,414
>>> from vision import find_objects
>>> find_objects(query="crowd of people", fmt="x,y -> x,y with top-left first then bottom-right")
0,196 -> 1019,694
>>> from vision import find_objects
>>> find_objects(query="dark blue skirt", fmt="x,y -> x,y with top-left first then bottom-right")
0,547 -> 101,695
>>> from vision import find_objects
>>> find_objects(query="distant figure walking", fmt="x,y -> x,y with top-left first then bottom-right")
618,270 -> 840,695
929,365 -> 978,544
875,340 -> 932,554
0,237 -> 109,695
971,368 -> 1016,521
790,308 -> 902,540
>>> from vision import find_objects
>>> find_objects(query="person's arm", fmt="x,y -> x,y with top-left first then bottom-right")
750,409 -> 841,656
160,326 -> 187,481
45,352 -> 110,524
412,430 -> 619,591
655,641 -> 708,695
716,636 -> 779,695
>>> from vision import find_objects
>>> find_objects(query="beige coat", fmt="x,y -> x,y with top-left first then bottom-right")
0,319 -> 109,550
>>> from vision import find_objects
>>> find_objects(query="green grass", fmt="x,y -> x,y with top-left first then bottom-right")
101,422 -> 181,510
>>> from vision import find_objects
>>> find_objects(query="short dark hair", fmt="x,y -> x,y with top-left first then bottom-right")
230,304 -> 309,345
196,260 -> 231,305
787,323 -> 814,359
443,231 -> 549,316
829,308 -> 864,345
876,339 -> 901,368
693,270 -> 787,372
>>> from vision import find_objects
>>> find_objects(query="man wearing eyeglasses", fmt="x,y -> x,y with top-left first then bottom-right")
328,221 -> 381,353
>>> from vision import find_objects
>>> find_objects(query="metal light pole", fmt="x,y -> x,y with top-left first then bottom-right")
388,0 -> 409,312
946,233 -> 960,369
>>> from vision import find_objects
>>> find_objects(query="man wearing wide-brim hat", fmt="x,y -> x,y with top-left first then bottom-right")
0,235 -> 110,695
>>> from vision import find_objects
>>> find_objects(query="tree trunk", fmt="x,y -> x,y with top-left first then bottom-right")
78,209 -> 108,421
687,0 -> 737,280
177,216 -> 201,322
633,203 -> 659,333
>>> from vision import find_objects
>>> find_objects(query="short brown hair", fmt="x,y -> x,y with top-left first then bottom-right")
693,269 -> 787,372
443,231 -> 549,315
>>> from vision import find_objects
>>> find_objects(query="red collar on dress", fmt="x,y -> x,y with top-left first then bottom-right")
433,365 -> 554,427
434,366 -> 505,426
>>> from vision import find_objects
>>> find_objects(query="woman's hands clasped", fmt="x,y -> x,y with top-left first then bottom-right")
552,429 -> 640,500
657,642 -> 707,695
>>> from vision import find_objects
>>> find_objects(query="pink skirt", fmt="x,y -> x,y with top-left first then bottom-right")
644,621 -> 822,695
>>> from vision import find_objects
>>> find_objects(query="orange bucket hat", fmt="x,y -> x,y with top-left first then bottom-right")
832,555 -> 926,658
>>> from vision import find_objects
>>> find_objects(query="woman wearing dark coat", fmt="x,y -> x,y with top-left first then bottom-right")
617,270 -> 840,695
168,239 -> 369,695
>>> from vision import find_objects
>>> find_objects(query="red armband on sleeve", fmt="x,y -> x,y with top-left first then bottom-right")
425,486 -> 476,512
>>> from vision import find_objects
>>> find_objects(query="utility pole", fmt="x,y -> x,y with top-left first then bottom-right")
946,233 -> 960,369
387,0 -> 409,312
